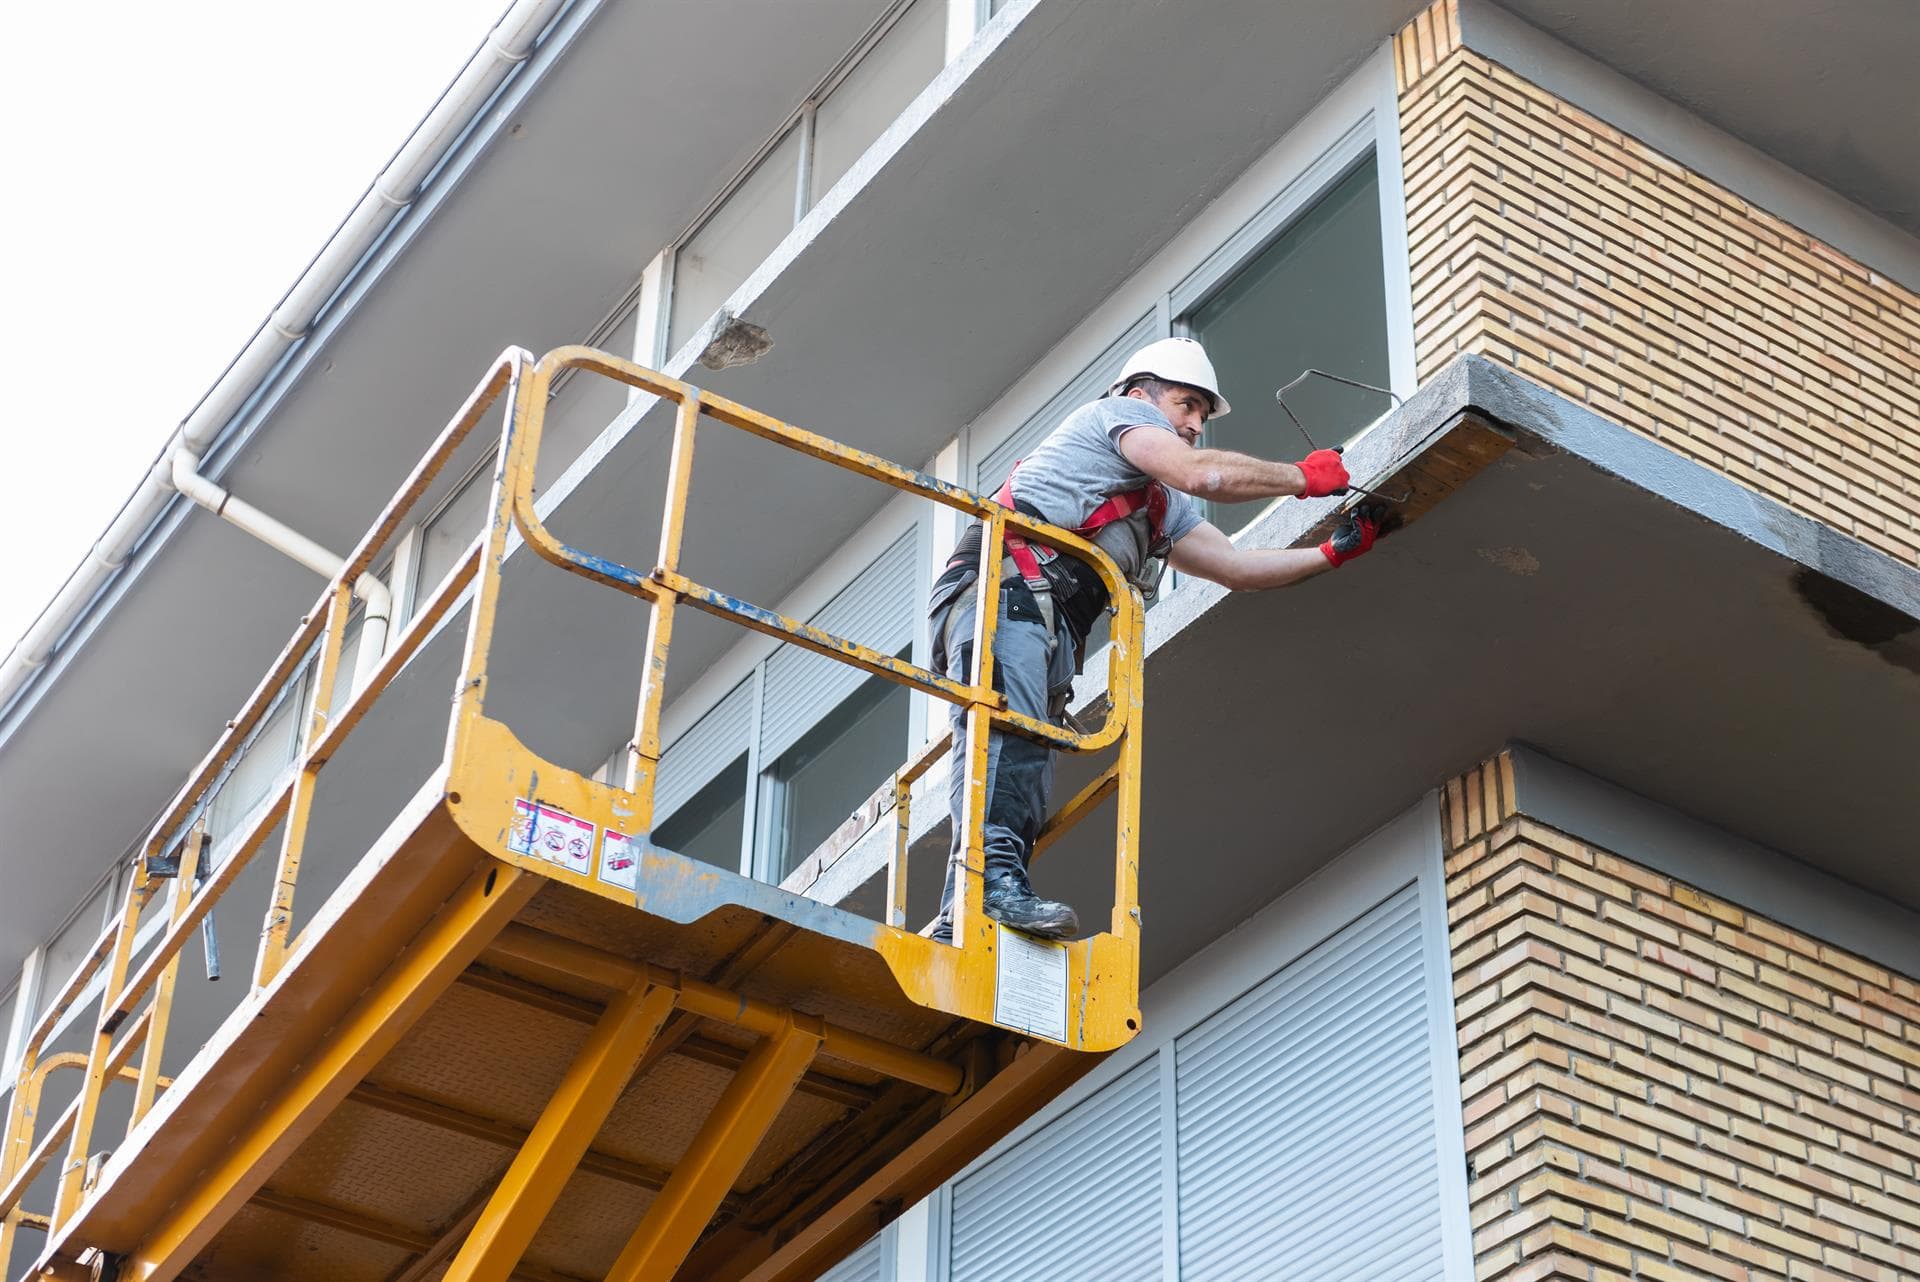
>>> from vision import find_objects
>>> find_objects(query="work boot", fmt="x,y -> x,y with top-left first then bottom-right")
981,874 -> 1079,940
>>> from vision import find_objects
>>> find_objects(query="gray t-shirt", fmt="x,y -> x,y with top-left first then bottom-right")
1001,396 -> 1206,580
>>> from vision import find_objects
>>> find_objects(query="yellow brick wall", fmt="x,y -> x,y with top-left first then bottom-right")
1443,755 -> 1920,1281
1394,1 -> 1920,567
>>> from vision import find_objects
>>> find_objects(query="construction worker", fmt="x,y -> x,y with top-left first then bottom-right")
928,337 -> 1396,942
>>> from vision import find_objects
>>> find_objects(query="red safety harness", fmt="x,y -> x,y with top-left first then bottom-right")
993,462 -> 1169,586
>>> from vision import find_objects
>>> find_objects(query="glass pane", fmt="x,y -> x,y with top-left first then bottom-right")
811,0 -> 946,202
768,669 -> 911,881
416,460 -> 492,607
540,306 -> 640,492
209,677 -> 305,843
655,755 -> 749,871
1189,160 -> 1389,534
669,127 -> 802,355
38,881 -> 110,1021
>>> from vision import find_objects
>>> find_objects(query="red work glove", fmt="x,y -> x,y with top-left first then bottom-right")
1320,503 -> 1401,568
1293,448 -> 1350,498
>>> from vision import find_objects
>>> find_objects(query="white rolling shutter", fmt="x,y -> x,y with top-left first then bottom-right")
1173,885 -> 1445,1282
975,312 -> 1161,490
654,679 -> 753,823
759,536 -> 917,763
816,1234 -> 883,1282
949,1056 -> 1162,1282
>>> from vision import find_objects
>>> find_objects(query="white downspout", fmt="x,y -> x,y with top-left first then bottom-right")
0,0 -> 564,720
169,452 -> 393,693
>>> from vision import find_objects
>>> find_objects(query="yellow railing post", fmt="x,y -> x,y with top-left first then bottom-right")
952,510 -> 1008,944
133,824 -> 206,1125
255,578 -> 353,989
624,392 -> 701,815
53,856 -> 155,1225
448,356 -> 542,757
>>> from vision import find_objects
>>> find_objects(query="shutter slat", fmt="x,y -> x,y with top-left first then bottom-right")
815,1234 -> 883,1282
760,536 -> 917,763
975,312 -> 1161,489
1174,885 -> 1446,1282
654,678 -> 753,822
951,1057 -> 1161,1282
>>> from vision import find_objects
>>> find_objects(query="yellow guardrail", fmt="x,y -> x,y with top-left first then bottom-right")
0,344 -> 1147,1258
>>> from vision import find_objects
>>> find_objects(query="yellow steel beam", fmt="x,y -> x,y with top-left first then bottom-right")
442,981 -> 677,1282
451,971 -> 874,1109
345,1081 -> 703,1200
728,1041 -> 1098,1282
479,926 -> 962,1095
114,862 -> 538,1282
604,1018 -> 822,1282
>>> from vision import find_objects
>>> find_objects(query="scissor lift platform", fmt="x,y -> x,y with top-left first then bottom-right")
8,349 -> 1150,1282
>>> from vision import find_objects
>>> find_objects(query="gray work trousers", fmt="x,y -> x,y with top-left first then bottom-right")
930,579 -> 1077,936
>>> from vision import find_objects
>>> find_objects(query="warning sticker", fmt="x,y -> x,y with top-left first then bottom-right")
993,923 -> 1069,1043
599,829 -> 641,891
507,800 -> 596,876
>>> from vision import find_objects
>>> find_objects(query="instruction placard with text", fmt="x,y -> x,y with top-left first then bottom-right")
994,924 -> 1069,1042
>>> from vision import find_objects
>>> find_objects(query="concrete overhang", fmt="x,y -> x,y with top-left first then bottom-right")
805,356 -> 1920,984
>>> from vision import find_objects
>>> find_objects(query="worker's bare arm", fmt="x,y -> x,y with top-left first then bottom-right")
1117,426 -> 1307,503
1167,521 -> 1332,592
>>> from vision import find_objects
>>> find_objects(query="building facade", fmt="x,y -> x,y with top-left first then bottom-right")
1,0 -> 1915,1278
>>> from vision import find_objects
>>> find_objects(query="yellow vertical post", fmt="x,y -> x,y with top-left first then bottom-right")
625,392 -> 700,811
1110,589 -> 1146,946
888,775 -> 912,928
133,825 -> 206,1125
53,858 -> 153,1225
255,578 -> 352,989
441,981 -> 678,1282
603,1018 -> 821,1282
952,510 -> 1006,943
449,356 -> 540,750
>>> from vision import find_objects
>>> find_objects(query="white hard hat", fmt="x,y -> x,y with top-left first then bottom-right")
1108,336 -> 1231,417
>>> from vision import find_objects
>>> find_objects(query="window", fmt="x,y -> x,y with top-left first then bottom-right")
1185,159 -> 1390,533
37,880 -> 111,1021
811,0 -> 945,201
540,306 -> 640,489
654,754 -> 749,870
668,127 -> 803,356
415,459 -> 492,608
208,671 -> 307,844
944,886 -> 1453,1281
761,661 -> 912,883
665,0 -> 947,356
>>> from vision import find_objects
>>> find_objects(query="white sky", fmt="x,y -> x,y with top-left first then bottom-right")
0,0 -> 509,655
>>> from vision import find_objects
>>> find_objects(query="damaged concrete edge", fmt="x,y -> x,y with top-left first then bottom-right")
1509,743 -> 1920,980
1454,354 -> 1920,625
807,353 -> 1920,914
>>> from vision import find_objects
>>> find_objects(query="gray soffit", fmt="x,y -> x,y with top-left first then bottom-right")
1485,0 -> 1920,241
0,0 -> 1426,970
816,356 -> 1920,986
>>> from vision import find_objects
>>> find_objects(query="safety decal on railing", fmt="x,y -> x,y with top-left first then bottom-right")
506,800 -> 596,876
992,924 -> 1069,1043
599,829 -> 641,891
